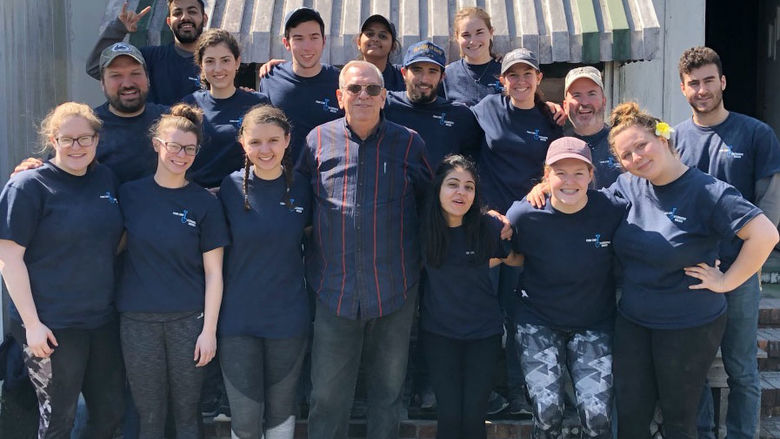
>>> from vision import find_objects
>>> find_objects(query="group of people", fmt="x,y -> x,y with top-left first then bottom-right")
1,1 -> 779,439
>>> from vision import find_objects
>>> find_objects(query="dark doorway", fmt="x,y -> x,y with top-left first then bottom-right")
705,0 -> 760,118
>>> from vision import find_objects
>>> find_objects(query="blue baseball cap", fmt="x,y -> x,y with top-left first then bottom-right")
403,41 -> 446,69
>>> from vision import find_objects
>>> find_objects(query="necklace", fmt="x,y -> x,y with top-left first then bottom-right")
461,59 -> 492,85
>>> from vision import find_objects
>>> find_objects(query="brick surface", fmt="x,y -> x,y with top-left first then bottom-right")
760,298 -> 780,327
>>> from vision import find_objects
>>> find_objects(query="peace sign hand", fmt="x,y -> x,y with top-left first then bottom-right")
118,2 -> 152,33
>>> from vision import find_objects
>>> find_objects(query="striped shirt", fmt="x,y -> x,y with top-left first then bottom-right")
297,117 -> 432,319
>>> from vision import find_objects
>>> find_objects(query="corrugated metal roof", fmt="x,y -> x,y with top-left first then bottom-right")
101,0 -> 660,65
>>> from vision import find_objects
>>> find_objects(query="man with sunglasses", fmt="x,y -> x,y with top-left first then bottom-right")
297,60 -> 432,439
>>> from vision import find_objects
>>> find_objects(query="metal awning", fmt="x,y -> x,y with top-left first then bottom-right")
100,0 -> 660,65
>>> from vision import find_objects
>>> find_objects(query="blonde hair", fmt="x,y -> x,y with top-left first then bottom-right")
149,103 -> 204,145
607,102 -> 676,158
452,7 -> 497,59
38,102 -> 102,154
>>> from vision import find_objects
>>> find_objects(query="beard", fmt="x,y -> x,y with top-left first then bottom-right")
172,20 -> 204,44
106,87 -> 148,114
689,89 -> 723,115
406,82 -> 440,104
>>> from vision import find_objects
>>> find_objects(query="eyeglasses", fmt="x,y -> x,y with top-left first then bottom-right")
56,135 -> 96,148
343,84 -> 383,96
154,137 -> 200,156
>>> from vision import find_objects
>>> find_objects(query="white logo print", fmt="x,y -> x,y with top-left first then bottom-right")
665,207 -> 687,224
719,145 -> 744,159
585,234 -> 611,248
172,210 -> 197,227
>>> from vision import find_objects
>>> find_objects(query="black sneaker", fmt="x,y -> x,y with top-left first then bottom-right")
486,391 -> 509,415
509,395 -> 533,415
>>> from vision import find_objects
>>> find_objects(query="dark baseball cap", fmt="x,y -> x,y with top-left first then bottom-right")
361,14 -> 397,42
501,48 -> 539,75
284,7 -> 324,33
100,42 -> 146,73
403,41 -> 446,69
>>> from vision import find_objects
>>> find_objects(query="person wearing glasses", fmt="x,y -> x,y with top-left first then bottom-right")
116,104 -> 229,437
297,60 -> 432,439
183,29 -> 269,189
0,102 -> 125,438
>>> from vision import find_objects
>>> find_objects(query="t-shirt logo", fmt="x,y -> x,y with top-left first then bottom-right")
598,156 -> 621,170
433,112 -> 455,127
488,80 -> 503,93
585,233 -> 611,248
719,144 -> 744,159
99,191 -> 118,204
526,129 -> 549,142
315,98 -> 340,114
279,199 -> 304,214
229,117 -> 243,128
188,76 -> 201,85
665,207 -> 687,224
172,209 -> 197,227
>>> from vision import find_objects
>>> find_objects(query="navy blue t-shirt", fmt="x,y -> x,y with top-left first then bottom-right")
140,44 -> 201,105
441,59 -> 504,106
94,102 -> 168,184
472,94 -> 563,212
384,91 -> 483,166
218,169 -> 312,338
117,177 -> 230,313
571,126 -> 622,189
183,89 -> 270,188
421,215 -> 507,339
506,191 -> 627,330
673,113 -> 780,269
610,169 -> 762,329
0,162 -> 123,329
259,62 -> 343,161
382,64 -> 405,92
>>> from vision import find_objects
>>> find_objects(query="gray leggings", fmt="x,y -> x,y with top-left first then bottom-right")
219,335 -> 308,439
120,311 -> 204,439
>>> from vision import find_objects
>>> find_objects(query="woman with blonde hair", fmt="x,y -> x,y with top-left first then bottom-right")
0,102 -> 125,438
606,102 -> 778,438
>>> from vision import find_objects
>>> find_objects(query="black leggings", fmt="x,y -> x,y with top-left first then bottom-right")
613,313 -> 726,439
422,331 -> 501,439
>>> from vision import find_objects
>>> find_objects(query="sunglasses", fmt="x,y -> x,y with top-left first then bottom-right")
343,84 -> 383,96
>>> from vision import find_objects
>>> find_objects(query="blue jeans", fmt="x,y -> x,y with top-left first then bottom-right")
307,288 -> 417,439
697,274 -> 760,439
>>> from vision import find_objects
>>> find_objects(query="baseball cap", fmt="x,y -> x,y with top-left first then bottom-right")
545,137 -> 593,167
361,14 -> 397,42
403,41 -> 446,69
564,66 -> 604,94
284,7 -> 324,33
501,48 -> 539,75
100,42 -> 146,73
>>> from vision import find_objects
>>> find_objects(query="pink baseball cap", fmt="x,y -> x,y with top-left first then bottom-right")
545,137 -> 593,167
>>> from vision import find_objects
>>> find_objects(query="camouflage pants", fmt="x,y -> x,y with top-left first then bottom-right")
11,320 -> 124,439
515,324 -> 613,439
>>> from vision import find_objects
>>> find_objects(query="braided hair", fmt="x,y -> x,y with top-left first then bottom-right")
237,105 -> 294,211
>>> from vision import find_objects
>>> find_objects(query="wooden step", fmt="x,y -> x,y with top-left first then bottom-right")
761,416 -> 780,439
204,418 -> 534,439
762,371 -> 780,417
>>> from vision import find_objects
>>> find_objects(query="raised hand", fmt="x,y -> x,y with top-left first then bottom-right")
118,2 -> 152,33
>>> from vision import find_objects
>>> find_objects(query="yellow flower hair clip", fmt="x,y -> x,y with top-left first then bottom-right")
655,121 -> 673,140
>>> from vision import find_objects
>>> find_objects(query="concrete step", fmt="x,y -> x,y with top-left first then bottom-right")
204,418 -> 534,439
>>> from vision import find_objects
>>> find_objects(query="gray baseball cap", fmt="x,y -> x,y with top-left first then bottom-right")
100,42 -> 146,73
501,48 -> 539,75
564,66 -> 604,94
